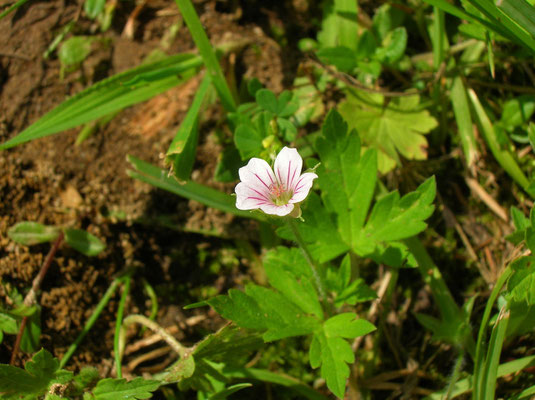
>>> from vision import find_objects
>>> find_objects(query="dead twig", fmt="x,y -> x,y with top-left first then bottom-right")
465,177 -> 508,222
10,231 -> 64,365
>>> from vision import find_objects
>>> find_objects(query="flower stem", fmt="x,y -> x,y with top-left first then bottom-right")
286,218 -> 325,301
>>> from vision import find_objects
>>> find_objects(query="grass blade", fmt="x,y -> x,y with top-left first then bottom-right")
174,0 -> 236,112
467,88 -> 532,197
126,155 -> 264,220
428,355 -> 535,399
0,0 -> 31,19
472,265 -> 512,400
498,0 -> 535,39
481,307 -> 510,400
166,74 -> 212,181
0,54 -> 203,150
450,77 -> 477,168
464,0 -> 535,53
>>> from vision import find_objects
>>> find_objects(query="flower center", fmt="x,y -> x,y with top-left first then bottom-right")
269,183 -> 293,206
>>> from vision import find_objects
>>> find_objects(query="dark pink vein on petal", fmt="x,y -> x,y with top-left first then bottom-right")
266,169 -> 275,184
247,196 -> 269,205
250,186 -> 269,200
254,173 -> 270,189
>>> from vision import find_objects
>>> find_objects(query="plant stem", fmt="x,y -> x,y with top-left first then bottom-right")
286,219 -> 325,301
114,276 -> 131,378
118,315 -> 187,364
59,278 -> 121,368
10,231 -> 64,365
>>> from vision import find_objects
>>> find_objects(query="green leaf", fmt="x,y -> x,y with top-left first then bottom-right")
292,76 -> 325,127
276,193 -> 350,262
318,0 -> 359,51
500,95 -> 535,132
58,36 -> 93,67
63,228 -> 105,256
354,177 -> 436,254
507,256 -> 535,305
255,89 -> 298,117
0,53 -> 202,150
264,247 -> 323,318
90,377 -> 160,400
310,331 -> 354,398
316,46 -> 356,72
372,4 -> 405,40
164,325 -> 263,391
84,0 -> 106,19
323,313 -> 376,339
339,90 -> 437,173
21,308 -> 41,353
0,313 -> 18,335
316,109 -> 378,252
0,349 -> 71,398
375,27 -> 407,63
234,124 -> 265,160
334,278 -> 377,307
207,285 -> 320,342
7,222 -> 60,245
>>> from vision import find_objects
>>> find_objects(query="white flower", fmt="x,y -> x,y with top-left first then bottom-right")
235,147 -> 318,217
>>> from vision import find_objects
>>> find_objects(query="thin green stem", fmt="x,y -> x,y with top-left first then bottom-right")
473,265 -> 512,400
114,276 -> 131,378
118,315 -> 187,364
286,219 -> 325,301
59,278 -> 121,368
140,278 -> 158,335
0,0 -> 30,20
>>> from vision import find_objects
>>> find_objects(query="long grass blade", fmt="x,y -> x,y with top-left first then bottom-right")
467,89 -> 532,197
427,355 -> 535,399
0,54 -> 203,150
166,74 -> 212,181
450,77 -> 477,168
0,0 -> 30,19
481,307 -> 510,400
126,155 -> 264,221
472,265 -> 512,400
174,0 -> 236,112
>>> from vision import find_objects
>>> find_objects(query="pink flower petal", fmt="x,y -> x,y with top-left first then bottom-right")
238,157 -> 276,194
274,147 -> 302,191
290,172 -> 318,203
235,182 -> 272,210
259,203 -> 295,216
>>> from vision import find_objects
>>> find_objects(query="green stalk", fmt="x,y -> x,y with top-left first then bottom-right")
59,278 -> 121,368
473,265 -> 512,400
173,0 -> 236,112
286,218 -> 325,302
0,0 -> 30,19
140,278 -> 158,335
481,307 -> 510,400
467,88 -> 532,198
114,276 -> 131,378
